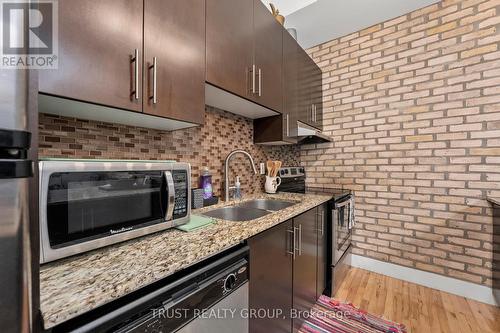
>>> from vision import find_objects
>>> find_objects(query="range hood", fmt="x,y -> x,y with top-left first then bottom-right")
295,121 -> 332,144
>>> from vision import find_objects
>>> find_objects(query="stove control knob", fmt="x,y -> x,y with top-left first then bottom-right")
280,170 -> 285,175
224,274 -> 236,291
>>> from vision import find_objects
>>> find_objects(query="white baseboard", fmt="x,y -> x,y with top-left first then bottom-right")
350,254 -> 499,306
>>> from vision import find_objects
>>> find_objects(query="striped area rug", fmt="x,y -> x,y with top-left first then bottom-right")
299,295 -> 407,333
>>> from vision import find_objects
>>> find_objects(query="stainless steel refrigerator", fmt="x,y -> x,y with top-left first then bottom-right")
0,31 -> 34,333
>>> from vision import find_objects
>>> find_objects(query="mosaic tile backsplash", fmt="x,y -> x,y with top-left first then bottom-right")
39,106 -> 300,198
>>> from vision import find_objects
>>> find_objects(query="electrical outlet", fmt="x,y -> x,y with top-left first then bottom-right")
259,162 -> 265,175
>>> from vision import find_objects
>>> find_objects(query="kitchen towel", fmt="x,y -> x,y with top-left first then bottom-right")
176,215 -> 214,232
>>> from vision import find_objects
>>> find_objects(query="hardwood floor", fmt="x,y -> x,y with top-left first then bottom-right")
335,267 -> 500,333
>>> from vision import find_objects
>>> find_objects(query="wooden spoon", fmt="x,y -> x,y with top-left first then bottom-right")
274,161 -> 282,177
266,160 -> 273,176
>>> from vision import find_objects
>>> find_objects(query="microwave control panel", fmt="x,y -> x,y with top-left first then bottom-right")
172,170 -> 188,219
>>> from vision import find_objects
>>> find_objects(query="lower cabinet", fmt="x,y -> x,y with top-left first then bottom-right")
249,220 -> 293,333
249,204 -> 327,333
317,205 -> 327,298
292,207 -> 318,332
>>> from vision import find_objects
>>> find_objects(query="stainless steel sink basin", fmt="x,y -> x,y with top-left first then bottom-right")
202,206 -> 271,222
238,199 -> 297,211
202,199 -> 298,222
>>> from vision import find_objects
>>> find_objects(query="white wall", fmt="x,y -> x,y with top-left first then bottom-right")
283,0 -> 440,49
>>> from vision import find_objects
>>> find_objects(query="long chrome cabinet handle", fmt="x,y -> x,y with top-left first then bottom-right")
293,225 -> 299,256
149,57 -> 158,104
251,64 -> 256,94
294,224 -> 302,256
321,212 -> 324,236
286,113 -> 290,137
315,212 -> 318,233
258,68 -> 262,97
131,49 -> 139,100
318,210 -> 324,236
299,224 -> 302,255
286,229 -> 296,260
164,171 -> 175,221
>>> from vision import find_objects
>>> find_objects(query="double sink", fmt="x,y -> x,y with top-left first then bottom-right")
202,199 -> 297,221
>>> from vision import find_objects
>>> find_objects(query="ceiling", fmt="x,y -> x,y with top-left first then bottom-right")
262,0 -> 441,49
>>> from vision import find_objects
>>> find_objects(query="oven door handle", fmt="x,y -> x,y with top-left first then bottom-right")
163,171 -> 175,221
332,209 -> 338,226
335,200 -> 350,209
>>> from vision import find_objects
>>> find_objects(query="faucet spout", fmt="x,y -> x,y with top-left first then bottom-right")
224,149 -> 258,202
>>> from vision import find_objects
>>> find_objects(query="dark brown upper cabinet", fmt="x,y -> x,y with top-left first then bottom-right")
143,0 -> 205,125
39,0 -> 144,112
297,48 -> 315,128
254,29 -> 298,145
310,63 -> 323,131
282,28 -> 300,139
206,0 -> 283,113
206,0 -> 254,99
252,0 -> 283,113
39,0 -> 205,128
298,49 -> 323,130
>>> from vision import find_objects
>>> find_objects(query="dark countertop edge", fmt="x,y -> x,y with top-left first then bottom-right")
305,187 -> 352,198
487,196 -> 500,206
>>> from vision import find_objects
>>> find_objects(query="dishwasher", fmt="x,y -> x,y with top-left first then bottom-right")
66,246 -> 249,333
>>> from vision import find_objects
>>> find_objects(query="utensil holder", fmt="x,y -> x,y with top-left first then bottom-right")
265,176 -> 281,194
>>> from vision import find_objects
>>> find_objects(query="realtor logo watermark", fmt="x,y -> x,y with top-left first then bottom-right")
1,0 -> 58,69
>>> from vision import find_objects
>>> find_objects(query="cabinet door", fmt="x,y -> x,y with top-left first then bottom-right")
293,207 -> 318,332
297,48 -> 314,127
143,0 -> 205,124
249,220 -> 293,333
206,0 -> 254,99
310,63 -> 323,130
39,0 -> 143,112
316,204 -> 327,298
252,0 -> 283,113
283,29 -> 299,139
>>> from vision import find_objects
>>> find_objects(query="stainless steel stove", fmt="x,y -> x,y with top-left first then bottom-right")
277,167 -> 306,193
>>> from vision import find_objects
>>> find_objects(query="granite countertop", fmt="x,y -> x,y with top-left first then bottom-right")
487,196 -> 500,206
39,192 -> 333,329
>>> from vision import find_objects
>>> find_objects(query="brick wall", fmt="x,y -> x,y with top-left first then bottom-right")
303,0 -> 500,286
39,106 -> 299,198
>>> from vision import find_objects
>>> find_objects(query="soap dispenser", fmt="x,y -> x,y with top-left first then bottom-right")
234,176 -> 242,200
199,167 -> 213,199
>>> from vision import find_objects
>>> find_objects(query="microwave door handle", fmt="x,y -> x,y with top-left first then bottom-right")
164,171 -> 175,221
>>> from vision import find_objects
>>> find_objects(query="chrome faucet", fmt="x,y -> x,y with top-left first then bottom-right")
224,149 -> 258,202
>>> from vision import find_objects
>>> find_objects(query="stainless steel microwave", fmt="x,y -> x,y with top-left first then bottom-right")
39,159 -> 191,263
